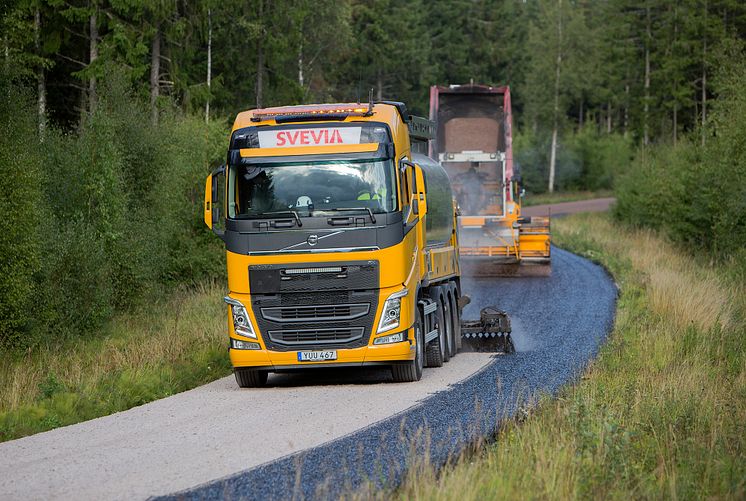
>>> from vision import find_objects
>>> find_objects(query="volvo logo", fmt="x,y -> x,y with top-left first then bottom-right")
307,234 -> 319,246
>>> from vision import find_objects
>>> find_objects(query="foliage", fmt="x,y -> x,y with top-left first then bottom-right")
0,68 -> 226,351
516,127 -> 633,194
0,79 -> 43,348
614,39 -> 746,258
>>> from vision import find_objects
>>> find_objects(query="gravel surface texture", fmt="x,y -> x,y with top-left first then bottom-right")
160,246 -> 617,500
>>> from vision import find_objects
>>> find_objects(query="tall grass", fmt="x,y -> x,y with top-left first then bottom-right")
362,213 -> 744,500
0,281 -> 231,442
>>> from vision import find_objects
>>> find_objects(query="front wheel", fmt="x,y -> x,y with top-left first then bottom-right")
391,308 -> 424,382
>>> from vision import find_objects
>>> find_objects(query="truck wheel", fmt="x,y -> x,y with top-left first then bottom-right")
447,287 -> 459,357
392,308 -> 424,382
425,295 -> 447,367
234,368 -> 268,388
440,293 -> 453,362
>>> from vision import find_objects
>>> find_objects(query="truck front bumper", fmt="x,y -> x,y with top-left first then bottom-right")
229,326 -> 415,370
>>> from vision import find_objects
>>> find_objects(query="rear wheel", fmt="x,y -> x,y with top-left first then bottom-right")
392,308 -> 424,382
234,368 -> 268,388
425,294 -> 447,367
440,293 -> 453,362
447,288 -> 459,357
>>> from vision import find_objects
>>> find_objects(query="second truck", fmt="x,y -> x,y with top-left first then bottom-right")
430,84 -> 551,276
204,101 -> 512,387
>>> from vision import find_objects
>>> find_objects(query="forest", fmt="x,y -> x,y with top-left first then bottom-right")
1,0 -> 745,350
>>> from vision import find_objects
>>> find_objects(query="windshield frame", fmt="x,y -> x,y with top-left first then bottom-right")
227,156 -> 400,220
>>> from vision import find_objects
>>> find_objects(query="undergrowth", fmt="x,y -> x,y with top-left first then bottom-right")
0,281 -> 231,442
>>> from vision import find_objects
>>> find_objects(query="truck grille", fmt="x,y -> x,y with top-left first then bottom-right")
248,260 -> 380,351
268,327 -> 365,346
261,304 -> 370,323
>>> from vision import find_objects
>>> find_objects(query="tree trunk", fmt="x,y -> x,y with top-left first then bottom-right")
606,102 -> 612,133
34,8 -> 46,137
548,0 -> 562,194
298,39 -> 304,88
205,8 -> 212,123
256,0 -> 264,109
624,82 -> 629,137
642,5 -> 650,146
150,25 -> 161,125
89,4 -> 98,114
701,0 -> 708,146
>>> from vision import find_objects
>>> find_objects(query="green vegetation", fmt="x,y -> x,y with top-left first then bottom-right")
0,74 -> 226,351
0,282 -> 230,442
364,213 -> 744,500
5,1 -> 745,194
614,39 -> 746,259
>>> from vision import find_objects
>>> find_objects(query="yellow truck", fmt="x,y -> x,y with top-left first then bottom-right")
204,102 -> 509,387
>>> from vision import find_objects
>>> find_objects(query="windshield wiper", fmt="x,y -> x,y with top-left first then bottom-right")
328,207 -> 377,224
259,210 -> 303,227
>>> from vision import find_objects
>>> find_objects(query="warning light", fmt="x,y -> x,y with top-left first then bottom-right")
251,103 -> 373,122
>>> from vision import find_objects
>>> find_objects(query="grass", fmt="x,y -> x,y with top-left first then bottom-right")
359,213 -> 745,500
522,189 -> 614,206
0,281 -> 231,442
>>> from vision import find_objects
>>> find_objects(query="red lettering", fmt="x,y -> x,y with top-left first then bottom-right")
324,130 -> 329,143
311,130 -> 323,144
276,131 -> 286,147
288,131 -> 300,145
331,129 -> 343,143
300,130 -> 310,145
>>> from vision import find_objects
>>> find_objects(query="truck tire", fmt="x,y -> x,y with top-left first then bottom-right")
234,368 -> 268,388
392,308 -> 424,382
446,286 -> 459,357
440,292 -> 453,363
425,294 -> 447,367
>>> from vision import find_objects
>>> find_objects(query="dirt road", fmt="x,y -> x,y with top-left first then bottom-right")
522,197 -> 616,218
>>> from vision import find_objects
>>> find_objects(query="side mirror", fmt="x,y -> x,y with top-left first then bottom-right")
399,158 -> 419,224
204,164 -> 225,238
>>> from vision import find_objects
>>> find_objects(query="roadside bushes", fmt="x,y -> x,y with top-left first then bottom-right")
0,81 -> 44,348
614,41 -> 746,259
515,127 -> 633,194
0,72 -> 227,351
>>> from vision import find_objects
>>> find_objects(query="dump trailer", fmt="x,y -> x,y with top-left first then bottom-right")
204,101 -> 513,387
429,84 -> 551,276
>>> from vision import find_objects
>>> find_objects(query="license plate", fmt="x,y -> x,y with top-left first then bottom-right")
297,350 -> 337,362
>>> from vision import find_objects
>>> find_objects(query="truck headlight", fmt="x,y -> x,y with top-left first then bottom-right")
377,289 -> 408,334
224,296 -> 257,339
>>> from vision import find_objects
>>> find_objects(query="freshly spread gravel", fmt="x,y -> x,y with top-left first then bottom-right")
161,247 -> 617,500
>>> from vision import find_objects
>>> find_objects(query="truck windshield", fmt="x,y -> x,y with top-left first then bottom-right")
227,158 -> 398,218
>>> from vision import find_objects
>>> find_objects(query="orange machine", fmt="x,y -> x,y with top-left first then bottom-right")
429,84 -> 551,276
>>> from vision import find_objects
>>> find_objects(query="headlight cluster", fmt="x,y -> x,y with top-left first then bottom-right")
377,288 -> 408,334
224,296 -> 256,339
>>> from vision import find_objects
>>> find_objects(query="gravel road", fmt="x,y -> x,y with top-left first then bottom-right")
523,197 -> 616,218
0,247 -> 616,501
